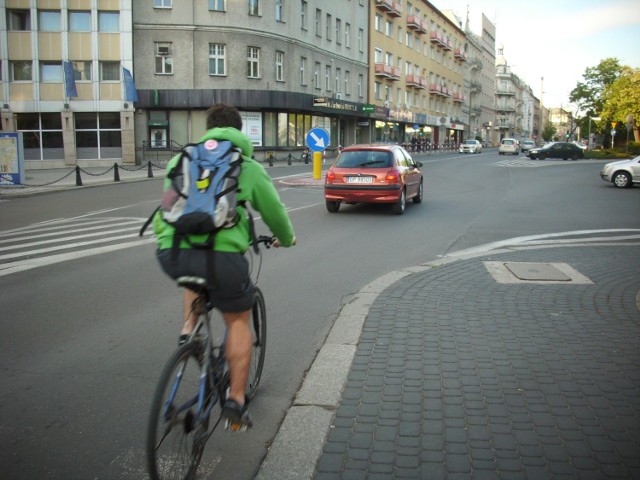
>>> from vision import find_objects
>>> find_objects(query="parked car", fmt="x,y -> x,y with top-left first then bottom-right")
498,138 -> 520,155
527,142 -> 585,160
520,140 -> 536,152
600,155 -> 640,188
458,139 -> 483,154
324,144 -> 423,215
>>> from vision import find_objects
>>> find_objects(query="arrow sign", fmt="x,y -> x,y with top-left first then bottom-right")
306,128 -> 330,152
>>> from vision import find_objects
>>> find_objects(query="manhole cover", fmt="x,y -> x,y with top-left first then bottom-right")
504,262 -> 571,281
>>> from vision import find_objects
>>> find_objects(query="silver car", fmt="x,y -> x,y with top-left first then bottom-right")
498,138 -> 520,155
600,155 -> 640,188
459,140 -> 482,154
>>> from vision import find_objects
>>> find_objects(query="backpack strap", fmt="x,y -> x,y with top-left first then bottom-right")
139,205 -> 161,237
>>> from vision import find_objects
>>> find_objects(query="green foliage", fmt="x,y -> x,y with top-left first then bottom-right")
601,67 -> 640,141
542,123 -> 556,142
570,58 -> 623,116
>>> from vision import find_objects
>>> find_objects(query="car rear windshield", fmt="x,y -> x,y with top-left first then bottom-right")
463,140 -> 476,145
335,150 -> 393,168
502,139 -> 515,145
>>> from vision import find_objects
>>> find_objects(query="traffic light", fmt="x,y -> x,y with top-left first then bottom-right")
566,133 -> 570,139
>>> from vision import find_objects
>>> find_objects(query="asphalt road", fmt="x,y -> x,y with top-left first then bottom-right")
0,151 -> 636,479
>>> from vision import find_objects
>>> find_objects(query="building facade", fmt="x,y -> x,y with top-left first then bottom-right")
1,0 -> 135,169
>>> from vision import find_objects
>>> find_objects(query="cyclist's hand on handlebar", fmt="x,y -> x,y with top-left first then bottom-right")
272,236 -> 296,248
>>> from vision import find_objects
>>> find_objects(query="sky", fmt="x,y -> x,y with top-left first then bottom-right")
432,0 -> 640,112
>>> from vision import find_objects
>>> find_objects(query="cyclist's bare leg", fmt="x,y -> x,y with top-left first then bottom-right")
222,309 -> 252,406
181,289 -> 199,335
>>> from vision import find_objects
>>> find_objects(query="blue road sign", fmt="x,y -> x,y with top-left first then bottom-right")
306,128 -> 330,152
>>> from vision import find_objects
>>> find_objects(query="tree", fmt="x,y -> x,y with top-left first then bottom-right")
601,67 -> 640,142
569,58 -> 624,138
542,123 -> 556,142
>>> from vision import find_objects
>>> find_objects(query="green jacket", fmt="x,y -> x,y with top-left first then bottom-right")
153,127 -> 295,252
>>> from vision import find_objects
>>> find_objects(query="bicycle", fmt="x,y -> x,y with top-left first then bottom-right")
146,235 -> 273,480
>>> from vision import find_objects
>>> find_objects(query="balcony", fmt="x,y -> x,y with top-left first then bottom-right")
374,63 -> 401,80
452,92 -> 465,103
429,84 -> 450,97
496,104 -> 516,112
406,74 -> 427,89
406,15 -> 427,34
442,36 -> 453,51
375,0 -> 402,17
429,31 -> 445,47
496,89 -> 516,96
454,48 -> 467,61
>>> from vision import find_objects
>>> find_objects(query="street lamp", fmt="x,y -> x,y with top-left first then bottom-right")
588,116 -> 601,149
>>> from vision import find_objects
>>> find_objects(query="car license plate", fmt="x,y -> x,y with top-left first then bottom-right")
347,176 -> 373,184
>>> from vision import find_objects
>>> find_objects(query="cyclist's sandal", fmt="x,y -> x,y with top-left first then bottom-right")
222,399 -> 253,432
178,334 -> 189,346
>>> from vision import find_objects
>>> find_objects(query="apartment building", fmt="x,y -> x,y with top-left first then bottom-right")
1,0 -> 135,169
132,0 -> 370,161
371,0 -> 466,147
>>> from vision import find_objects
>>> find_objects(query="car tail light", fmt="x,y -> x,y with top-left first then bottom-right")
326,170 -> 336,184
385,170 -> 400,183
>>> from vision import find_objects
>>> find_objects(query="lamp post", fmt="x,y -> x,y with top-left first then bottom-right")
588,116 -> 601,149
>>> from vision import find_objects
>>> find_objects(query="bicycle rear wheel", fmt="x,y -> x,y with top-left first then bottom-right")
246,287 -> 267,400
147,342 -> 214,480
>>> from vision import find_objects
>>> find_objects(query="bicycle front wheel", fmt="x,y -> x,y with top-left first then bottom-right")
246,287 -> 267,400
147,342 -> 212,480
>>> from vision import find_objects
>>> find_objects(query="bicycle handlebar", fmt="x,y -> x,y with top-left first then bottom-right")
254,235 -> 276,249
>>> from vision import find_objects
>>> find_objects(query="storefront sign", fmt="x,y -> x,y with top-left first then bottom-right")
241,111 -> 262,146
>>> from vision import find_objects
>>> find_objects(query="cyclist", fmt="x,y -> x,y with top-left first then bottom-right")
153,103 -> 296,430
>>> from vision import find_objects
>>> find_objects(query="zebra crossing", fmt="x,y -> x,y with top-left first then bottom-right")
490,158 -> 547,168
0,216 -> 155,277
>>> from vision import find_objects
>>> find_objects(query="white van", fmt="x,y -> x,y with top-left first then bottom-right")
499,138 -> 520,155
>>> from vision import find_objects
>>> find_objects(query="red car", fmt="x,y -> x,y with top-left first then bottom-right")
324,144 -> 423,214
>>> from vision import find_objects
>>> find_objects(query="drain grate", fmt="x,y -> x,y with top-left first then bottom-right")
484,261 -> 593,284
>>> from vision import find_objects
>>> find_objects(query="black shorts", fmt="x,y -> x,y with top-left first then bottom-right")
157,249 -> 255,312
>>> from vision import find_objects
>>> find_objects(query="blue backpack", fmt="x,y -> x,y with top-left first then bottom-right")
140,139 -> 244,253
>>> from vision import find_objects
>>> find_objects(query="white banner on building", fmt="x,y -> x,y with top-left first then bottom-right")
241,111 -> 262,146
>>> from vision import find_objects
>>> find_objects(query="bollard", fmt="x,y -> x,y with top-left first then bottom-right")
75,166 -> 83,186
147,161 -> 154,178
113,163 -> 120,182
287,153 -> 292,166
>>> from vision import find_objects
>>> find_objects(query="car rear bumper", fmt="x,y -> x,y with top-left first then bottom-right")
325,184 -> 402,203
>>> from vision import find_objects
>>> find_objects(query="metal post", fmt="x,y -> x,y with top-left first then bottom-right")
313,152 -> 322,180
287,153 -> 292,166
75,166 -> 83,186
113,163 -> 120,182
147,161 -> 154,178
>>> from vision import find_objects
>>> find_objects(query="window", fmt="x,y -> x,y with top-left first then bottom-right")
326,14 -> 331,40
335,68 -> 341,94
7,10 -> 31,30
315,9 -> 321,36
344,70 -> 350,95
40,62 -> 62,83
247,47 -> 260,78
275,51 -> 284,82
276,0 -> 284,22
385,20 -> 392,37
209,0 -> 225,10
314,62 -> 320,89
301,1 -> 307,30
155,42 -> 173,75
324,65 -> 331,91
336,19 -> 341,44
300,57 -> 306,85
39,10 -> 61,32
72,61 -> 92,81
358,74 -> 363,97
16,113 -> 64,161
209,44 -> 226,75
11,61 -> 32,81
345,23 -> 350,48
374,14 -> 382,32
358,28 -> 364,52
374,48 -> 382,64
248,0 -> 260,16
69,11 -> 91,31
154,0 -> 172,7
75,112 -> 122,161
98,12 -> 119,32
100,62 -> 120,81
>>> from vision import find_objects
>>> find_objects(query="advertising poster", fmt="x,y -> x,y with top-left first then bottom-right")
0,132 -> 25,186
241,111 -> 262,146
